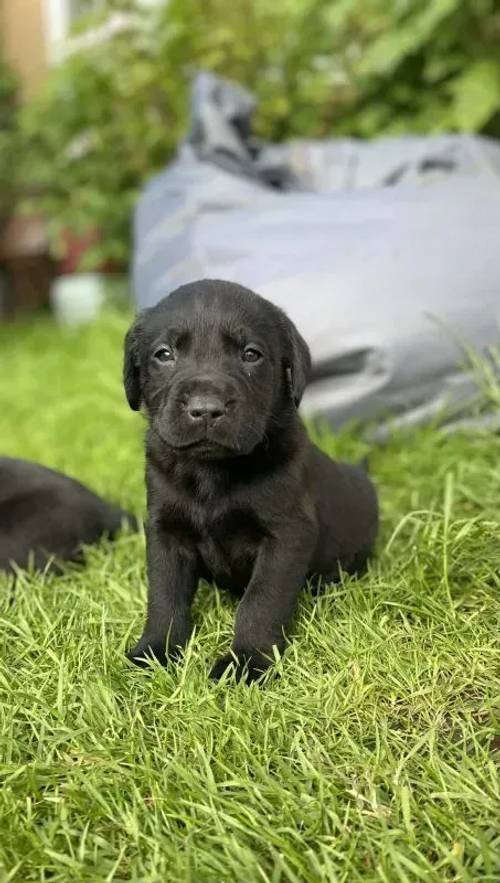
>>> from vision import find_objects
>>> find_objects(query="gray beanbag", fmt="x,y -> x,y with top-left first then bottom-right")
133,73 -> 500,434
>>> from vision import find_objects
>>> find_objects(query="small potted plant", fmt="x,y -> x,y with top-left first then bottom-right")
50,225 -> 128,326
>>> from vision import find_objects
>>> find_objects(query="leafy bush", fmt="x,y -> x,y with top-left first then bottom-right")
19,7 -> 183,269
0,57 -> 21,222
19,0 -> 500,268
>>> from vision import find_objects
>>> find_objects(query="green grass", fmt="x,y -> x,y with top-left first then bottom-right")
0,311 -> 499,883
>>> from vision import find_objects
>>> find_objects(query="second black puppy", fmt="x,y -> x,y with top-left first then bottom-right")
124,279 -> 378,681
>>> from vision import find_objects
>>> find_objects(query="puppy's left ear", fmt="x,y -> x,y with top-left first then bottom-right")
123,318 -> 142,411
281,312 -> 311,407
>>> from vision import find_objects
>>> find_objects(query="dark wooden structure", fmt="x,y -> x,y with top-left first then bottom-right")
0,215 -> 56,319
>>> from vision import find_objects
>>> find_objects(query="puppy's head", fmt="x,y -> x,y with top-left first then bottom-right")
124,279 -> 310,459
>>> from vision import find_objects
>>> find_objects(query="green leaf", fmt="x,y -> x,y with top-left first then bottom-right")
359,0 -> 461,77
449,60 -> 500,130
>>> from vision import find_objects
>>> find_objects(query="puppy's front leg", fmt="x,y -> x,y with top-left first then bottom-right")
210,526 -> 314,683
127,521 -> 199,668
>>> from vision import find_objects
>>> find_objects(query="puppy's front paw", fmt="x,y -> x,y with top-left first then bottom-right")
126,638 -> 168,669
209,652 -> 270,684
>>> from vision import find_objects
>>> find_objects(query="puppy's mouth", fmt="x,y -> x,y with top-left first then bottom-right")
173,438 -> 236,455
152,425 -> 240,458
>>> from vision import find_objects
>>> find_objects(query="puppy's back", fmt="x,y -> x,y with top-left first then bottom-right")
309,446 -> 378,577
0,457 -> 136,573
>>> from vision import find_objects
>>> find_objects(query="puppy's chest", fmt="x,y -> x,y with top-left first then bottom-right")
165,497 -> 265,587
201,510 -> 264,577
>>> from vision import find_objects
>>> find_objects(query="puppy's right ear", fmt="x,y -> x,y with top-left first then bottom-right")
123,319 -> 142,411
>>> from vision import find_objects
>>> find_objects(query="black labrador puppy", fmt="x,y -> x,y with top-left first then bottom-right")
0,457 -> 135,575
124,279 -> 378,681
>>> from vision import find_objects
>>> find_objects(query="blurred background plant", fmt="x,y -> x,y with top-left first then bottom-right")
4,0 -> 500,269
0,56 -> 21,227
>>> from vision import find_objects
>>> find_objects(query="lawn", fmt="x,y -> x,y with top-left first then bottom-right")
0,310 -> 499,883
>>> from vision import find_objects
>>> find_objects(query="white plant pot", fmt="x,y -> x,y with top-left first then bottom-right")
51,273 -> 105,327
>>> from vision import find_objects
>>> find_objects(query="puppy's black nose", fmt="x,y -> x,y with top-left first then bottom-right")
186,395 -> 227,422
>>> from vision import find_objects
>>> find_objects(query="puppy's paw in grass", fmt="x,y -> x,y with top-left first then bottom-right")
126,646 -> 166,669
209,652 -> 270,684
126,639 -> 170,669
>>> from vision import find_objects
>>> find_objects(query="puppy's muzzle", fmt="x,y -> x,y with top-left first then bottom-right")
184,393 -> 231,425
167,372 -> 241,446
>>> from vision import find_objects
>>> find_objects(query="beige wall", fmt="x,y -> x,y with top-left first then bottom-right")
1,0 -> 48,99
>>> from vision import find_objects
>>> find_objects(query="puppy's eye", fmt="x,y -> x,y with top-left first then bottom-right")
242,346 -> 262,364
153,346 -> 175,364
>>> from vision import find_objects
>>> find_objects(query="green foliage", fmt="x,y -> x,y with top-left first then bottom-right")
18,0 -> 500,267
0,57 -> 21,221
19,8 -> 187,269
